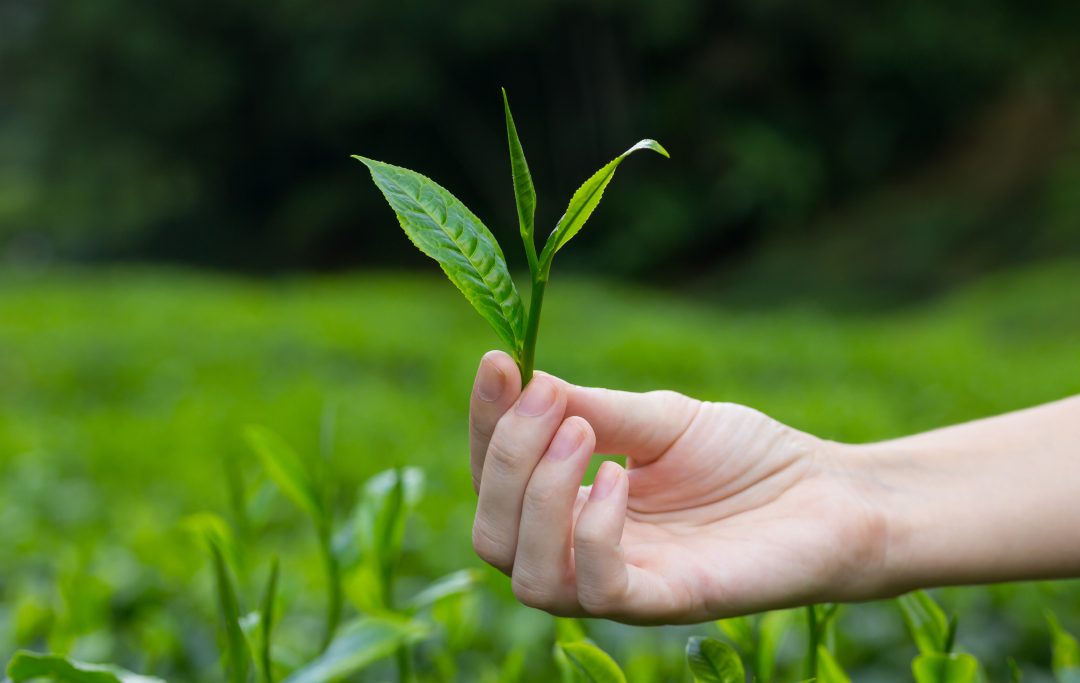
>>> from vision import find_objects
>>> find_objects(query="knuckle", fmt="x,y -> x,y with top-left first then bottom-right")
577,584 -> 624,617
485,437 -> 525,477
471,519 -> 512,572
521,483 -> 557,518
511,571 -> 555,611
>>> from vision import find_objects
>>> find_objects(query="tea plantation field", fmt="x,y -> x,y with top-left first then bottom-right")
1,263 -> 1079,682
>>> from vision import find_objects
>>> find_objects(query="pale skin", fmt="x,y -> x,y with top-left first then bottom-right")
469,350 -> 1080,626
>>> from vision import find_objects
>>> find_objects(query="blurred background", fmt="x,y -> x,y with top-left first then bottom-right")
2,0 -> 1080,682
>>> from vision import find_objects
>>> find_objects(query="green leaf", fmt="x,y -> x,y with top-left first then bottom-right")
6,652 -> 165,683
210,541 -> 249,683
555,618 -> 588,644
898,591 -> 950,655
279,618 -> 427,683
259,558 -> 279,683
558,642 -> 626,683
344,563 -> 386,615
502,89 -> 537,265
685,637 -> 745,683
757,610 -> 795,683
354,155 -> 525,353
718,617 -> 755,657
181,512 -> 246,581
406,569 -> 482,611
1046,610 -> 1080,683
243,425 -> 323,524
554,644 -> 585,683
372,470 -> 405,601
542,140 -> 668,258
1007,657 -> 1023,683
815,646 -> 851,683
912,653 -> 978,683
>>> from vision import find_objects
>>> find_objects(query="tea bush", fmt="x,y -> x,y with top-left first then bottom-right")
1,262 -> 1079,682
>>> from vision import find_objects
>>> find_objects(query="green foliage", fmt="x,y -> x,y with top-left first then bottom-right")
899,591 -> 953,655
6,653 -> 165,683
278,618 -> 427,683
558,642 -> 626,683
354,155 -> 526,356
685,637 -> 745,683
912,654 -> 979,683
243,425 -> 324,525
718,611 -> 793,683
1046,611 -> 1080,683
502,89 -> 537,270
209,542 -> 248,683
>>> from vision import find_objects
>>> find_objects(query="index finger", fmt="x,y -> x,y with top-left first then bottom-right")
469,351 -> 522,492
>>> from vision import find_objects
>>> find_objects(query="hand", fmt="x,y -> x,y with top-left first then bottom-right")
468,351 -> 889,625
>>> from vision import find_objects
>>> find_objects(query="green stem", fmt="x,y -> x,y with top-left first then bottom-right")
396,644 -> 415,683
805,605 -> 818,681
518,269 -> 548,387
318,528 -> 341,653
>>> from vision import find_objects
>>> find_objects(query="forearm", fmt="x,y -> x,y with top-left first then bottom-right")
849,394 -> 1080,595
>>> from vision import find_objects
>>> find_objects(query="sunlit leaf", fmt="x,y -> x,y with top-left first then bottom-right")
898,591 -> 950,655
181,512 -> 245,581
243,425 -> 323,524
543,140 -> 668,258
556,618 -> 588,644
912,653 -> 978,683
685,637 -> 745,683
6,652 -> 165,683
815,646 -> 851,683
407,569 -> 482,611
279,618 -> 427,683
717,617 -> 754,657
558,642 -> 626,683
502,89 -> 537,261
354,155 -> 525,353
1046,610 -> 1080,683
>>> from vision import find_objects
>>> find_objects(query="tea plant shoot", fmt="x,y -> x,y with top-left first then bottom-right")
354,89 -> 668,385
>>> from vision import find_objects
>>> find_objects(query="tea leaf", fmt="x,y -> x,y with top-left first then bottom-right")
354,156 -> 525,353
1046,610 -> 1080,683
815,646 -> 851,683
912,653 -> 978,683
372,470 -> 405,602
502,89 -> 537,266
243,425 -> 323,524
554,644 -> 585,683
757,610 -> 795,683
280,617 -> 427,683
558,642 -> 626,683
210,541 -> 249,683
259,558 -> 279,683
556,618 -> 588,644
717,617 -> 754,656
407,569 -> 482,611
898,591 -> 950,655
181,512 -> 246,581
685,637 -> 745,683
6,652 -> 165,683
543,140 -> 668,258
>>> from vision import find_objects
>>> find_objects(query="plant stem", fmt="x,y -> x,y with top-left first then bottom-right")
396,644 -> 415,683
805,605 -> 818,681
318,528 -> 341,653
518,271 -> 548,387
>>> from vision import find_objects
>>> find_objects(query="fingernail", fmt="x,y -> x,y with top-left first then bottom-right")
476,356 -> 505,402
546,420 -> 585,461
517,376 -> 556,416
590,462 -> 621,501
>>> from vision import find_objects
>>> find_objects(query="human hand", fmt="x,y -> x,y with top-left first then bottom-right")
468,351 -> 889,625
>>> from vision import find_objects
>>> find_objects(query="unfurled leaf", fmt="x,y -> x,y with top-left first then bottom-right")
279,618 -> 427,683
718,617 -> 754,657
554,644 -> 585,683
757,610 -> 795,683
912,653 -> 978,683
543,140 -> 668,257
1046,610 -> 1080,683
6,652 -> 165,683
407,569 -> 482,611
354,155 -> 525,353
556,618 -> 588,644
558,642 -> 626,683
243,425 -> 323,524
815,646 -> 851,683
898,591 -> 950,655
502,89 -> 536,257
685,637 -> 745,683
210,542 -> 249,683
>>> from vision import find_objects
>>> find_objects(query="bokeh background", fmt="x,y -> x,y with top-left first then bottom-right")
2,1 -> 1080,682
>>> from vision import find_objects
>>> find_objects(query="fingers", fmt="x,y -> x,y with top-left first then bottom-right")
511,417 -> 596,615
554,381 -> 702,465
573,461 -> 632,615
469,351 -> 522,493
473,374 -> 567,574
